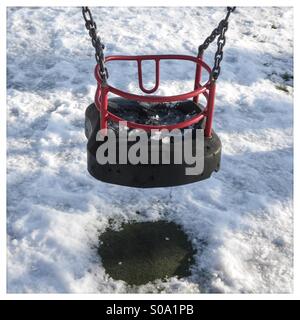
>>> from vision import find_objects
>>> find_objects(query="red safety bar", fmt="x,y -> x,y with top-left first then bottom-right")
94,54 -> 216,137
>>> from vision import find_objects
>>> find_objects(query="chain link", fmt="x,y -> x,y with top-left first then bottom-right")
198,6 -> 236,81
82,6 -> 235,83
82,6 -> 108,82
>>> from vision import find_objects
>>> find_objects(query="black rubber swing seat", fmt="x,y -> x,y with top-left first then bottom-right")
81,6 -> 238,187
85,98 -> 221,188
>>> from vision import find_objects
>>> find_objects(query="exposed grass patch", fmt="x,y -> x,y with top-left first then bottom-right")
99,221 -> 196,285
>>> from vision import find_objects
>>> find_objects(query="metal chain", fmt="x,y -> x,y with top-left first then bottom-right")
82,6 -> 235,83
198,7 -> 236,81
82,6 -> 108,82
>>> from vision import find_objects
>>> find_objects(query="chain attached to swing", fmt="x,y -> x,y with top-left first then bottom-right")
82,6 -> 236,84
82,6 -> 108,83
198,6 -> 236,81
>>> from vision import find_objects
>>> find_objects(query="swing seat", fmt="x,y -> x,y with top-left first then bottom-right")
85,54 -> 221,188
85,98 -> 221,188
81,7 -> 237,187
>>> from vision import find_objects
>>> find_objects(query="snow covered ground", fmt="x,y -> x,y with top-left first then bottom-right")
7,7 -> 293,293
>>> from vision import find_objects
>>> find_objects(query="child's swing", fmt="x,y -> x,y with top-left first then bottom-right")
83,6 -> 236,188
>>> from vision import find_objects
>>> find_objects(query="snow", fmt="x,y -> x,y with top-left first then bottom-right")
7,7 -> 293,293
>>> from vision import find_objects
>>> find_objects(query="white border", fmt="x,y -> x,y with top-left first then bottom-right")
1,0 -> 299,300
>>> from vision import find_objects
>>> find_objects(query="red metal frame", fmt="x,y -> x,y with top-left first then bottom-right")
94,54 -> 216,137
